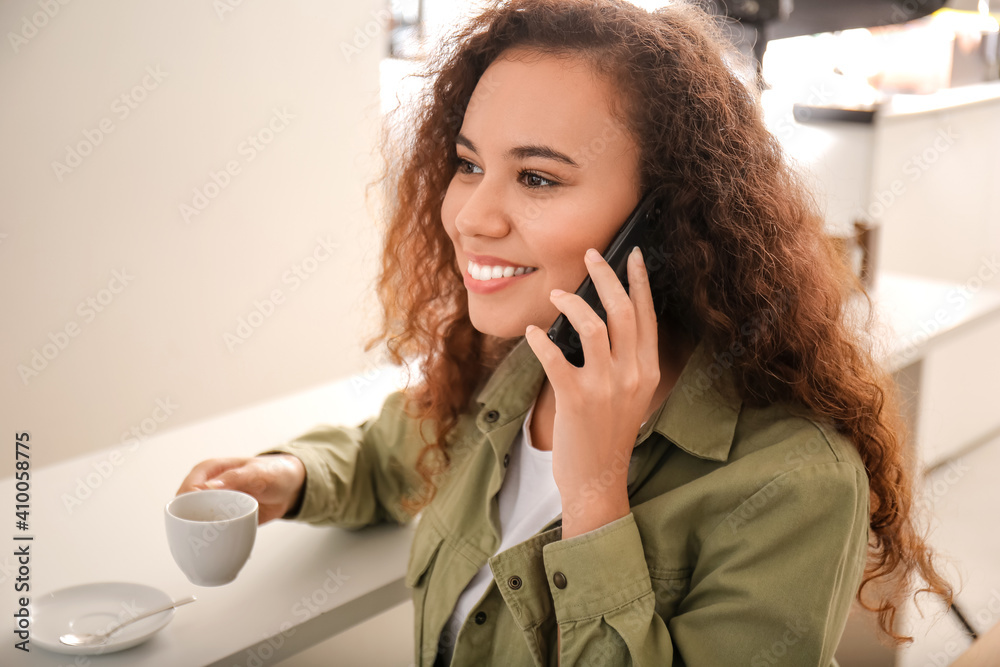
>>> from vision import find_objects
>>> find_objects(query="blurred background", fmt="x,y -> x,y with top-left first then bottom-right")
2,0 -> 998,664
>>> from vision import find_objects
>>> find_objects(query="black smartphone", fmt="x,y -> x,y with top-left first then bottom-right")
546,191 -> 661,367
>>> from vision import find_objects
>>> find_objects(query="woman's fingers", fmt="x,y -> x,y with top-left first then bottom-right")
627,246 -> 659,372
199,461 -> 270,497
582,247 -> 637,364
175,457 -> 249,495
549,286 -> 611,369
175,455 -> 306,525
527,246 -> 652,379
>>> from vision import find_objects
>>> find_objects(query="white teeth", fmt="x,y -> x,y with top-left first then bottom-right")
468,261 -> 536,281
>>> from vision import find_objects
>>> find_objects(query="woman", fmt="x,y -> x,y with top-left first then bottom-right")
178,1 -> 953,665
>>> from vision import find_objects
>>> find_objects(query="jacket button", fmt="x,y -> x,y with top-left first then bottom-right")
507,575 -> 522,590
503,453 -> 510,468
474,611 -> 487,624
485,410 -> 500,423
553,572 -> 567,589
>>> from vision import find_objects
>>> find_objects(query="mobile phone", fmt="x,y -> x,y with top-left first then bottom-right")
546,192 -> 661,367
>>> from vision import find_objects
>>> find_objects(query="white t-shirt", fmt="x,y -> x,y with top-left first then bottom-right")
438,395 -> 562,664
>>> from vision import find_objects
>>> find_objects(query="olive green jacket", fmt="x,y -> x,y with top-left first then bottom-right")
267,337 -> 870,666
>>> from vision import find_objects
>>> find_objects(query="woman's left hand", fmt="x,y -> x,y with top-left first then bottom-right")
524,246 -> 661,538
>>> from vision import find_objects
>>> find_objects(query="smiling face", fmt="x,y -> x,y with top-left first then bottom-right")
440,47 -> 642,339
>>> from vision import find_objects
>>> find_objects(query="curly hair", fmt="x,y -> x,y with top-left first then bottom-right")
362,0 -> 953,645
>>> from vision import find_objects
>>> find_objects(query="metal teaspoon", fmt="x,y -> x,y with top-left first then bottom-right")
59,595 -> 197,647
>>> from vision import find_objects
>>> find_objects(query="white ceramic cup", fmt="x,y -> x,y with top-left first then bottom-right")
165,489 -> 258,587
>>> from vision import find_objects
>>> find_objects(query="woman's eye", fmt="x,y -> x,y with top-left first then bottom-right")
519,170 -> 557,189
456,158 -> 482,175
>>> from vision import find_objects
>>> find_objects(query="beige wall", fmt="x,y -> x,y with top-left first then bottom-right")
1,0 -> 389,469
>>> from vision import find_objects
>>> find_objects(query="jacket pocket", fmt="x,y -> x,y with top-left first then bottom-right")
405,519 -> 446,666
405,519 -> 445,588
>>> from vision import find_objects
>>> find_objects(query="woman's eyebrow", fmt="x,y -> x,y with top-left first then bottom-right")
456,132 -> 580,168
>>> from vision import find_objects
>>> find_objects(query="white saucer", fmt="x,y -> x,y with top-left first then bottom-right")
32,582 -> 176,655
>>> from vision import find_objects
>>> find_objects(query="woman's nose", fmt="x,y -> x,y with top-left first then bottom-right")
453,181 -> 511,239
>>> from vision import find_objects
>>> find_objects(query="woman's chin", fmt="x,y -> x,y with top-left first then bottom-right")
467,301 -> 558,340
470,322 -> 525,339
467,313 -> 531,340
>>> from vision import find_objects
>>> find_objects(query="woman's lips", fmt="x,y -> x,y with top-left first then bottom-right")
463,266 -> 537,294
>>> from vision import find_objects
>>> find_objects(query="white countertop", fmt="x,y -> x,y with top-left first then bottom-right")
879,80 -> 1000,118
862,271 -> 1000,372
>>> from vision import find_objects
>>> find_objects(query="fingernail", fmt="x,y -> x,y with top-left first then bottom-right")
205,480 -> 224,489
630,246 -> 642,262
585,248 -> 602,262
550,288 -> 565,297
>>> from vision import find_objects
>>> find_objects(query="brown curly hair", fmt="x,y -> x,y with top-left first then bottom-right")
362,0 -> 953,645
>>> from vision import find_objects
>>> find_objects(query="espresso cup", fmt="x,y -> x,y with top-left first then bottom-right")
165,489 -> 258,587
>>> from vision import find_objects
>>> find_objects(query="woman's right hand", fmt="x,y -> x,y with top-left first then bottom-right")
175,454 -> 306,525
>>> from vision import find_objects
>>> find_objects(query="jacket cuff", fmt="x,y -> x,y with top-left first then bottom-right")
542,512 -> 652,622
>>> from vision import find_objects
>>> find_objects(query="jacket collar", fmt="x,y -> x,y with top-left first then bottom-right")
474,335 -> 741,463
